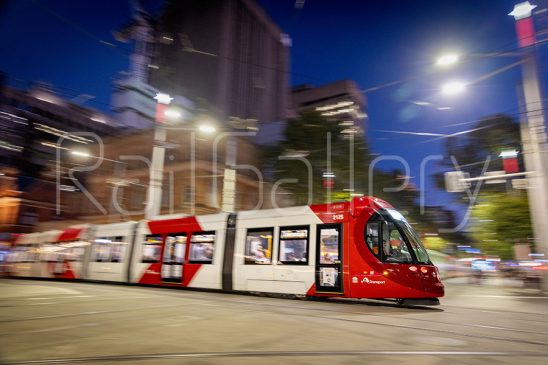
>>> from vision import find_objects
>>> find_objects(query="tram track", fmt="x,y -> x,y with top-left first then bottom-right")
5,285 -> 548,342
124,289 -> 548,339
5,350 -> 548,364
3,281 -> 548,348
281,311 -> 548,347
7,290 -> 546,349
0,301 -> 208,323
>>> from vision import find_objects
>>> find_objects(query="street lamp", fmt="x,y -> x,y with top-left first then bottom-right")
164,108 -> 182,122
194,114 -> 218,134
436,53 -> 460,66
509,1 -> 537,20
438,2 -> 548,289
509,1 -> 548,290
70,150 -> 91,158
441,81 -> 466,95
146,92 -> 172,219
198,124 -> 216,134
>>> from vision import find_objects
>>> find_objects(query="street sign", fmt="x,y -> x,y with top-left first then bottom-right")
444,171 -> 470,192
484,170 -> 507,184
512,178 -> 529,189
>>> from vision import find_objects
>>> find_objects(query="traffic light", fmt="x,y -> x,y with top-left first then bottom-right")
499,150 -> 519,174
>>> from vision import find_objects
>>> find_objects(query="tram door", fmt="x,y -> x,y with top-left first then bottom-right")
161,233 -> 186,283
315,224 -> 343,293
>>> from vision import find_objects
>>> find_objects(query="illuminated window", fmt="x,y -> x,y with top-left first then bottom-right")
189,232 -> 215,264
13,245 -> 36,263
319,227 -> 340,264
279,226 -> 309,265
142,235 -> 162,263
245,228 -> 273,265
164,233 -> 186,264
93,236 -> 127,263
94,239 -> 111,262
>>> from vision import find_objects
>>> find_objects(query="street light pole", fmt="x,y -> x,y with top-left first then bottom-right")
145,93 -> 171,220
510,2 -> 548,288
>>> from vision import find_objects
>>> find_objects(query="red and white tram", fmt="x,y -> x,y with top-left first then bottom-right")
6,197 -> 444,305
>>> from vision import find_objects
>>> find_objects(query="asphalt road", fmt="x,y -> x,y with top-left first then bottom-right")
1,278 -> 547,365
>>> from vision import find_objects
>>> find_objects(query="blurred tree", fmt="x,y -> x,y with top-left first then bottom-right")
471,192 -> 532,260
423,236 -> 449,251
266,111 -> 438,225
436,114 -> 521,192
265,110 -> 371,204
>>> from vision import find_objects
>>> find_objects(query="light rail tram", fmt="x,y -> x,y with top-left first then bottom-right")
6,196 -> 444,305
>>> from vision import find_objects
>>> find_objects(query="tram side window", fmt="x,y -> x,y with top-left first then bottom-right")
94,238 -> 112,262
189,231 -> 215,264
319,228 -> 340,264
164,233 -> 186,264
142,235 -> 162,263
365,222 -> 381,259
66,245 -> 86,262
245,228 -> 273,265
39,244 -> 59,262
93,237 -> 127,263
111,238 -> 126,262
14,245 -> 36,263
382,222 -> 413,263
279,226 -> 309,265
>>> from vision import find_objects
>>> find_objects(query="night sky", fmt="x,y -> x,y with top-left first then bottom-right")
0,0 -> 546,209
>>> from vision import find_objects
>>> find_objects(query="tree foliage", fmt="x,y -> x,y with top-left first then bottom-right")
265,111 -> 442,235
265,110 -> 371,205
423,236 -> 449,251
436,114 -> 521,192
471,192 -> 532,259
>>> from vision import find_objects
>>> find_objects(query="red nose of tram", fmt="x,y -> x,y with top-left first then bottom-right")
350,197 -> 444,304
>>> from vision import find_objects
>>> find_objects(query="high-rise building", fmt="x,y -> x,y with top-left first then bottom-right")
150,0 -> 290,127
0,83 -> 123,232
291,80 -> 367,137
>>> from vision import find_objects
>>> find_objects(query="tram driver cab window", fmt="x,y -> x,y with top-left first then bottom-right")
365,215 -> 412,263
382,221 -> 412,263
365,222 -> 381,259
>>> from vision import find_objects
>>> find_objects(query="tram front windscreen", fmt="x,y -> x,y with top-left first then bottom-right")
382,208 -> 431,265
